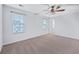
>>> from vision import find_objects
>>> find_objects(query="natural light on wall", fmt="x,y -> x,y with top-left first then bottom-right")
53,19 -> 55,32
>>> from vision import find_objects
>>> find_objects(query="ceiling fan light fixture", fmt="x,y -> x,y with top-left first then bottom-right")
18,4 -> 24,7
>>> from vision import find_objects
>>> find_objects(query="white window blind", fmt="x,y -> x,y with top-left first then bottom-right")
11,11 -> 25,33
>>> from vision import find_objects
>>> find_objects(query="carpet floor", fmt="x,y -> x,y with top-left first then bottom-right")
1,33 -> 79,54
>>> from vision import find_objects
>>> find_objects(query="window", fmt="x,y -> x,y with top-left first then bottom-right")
41,19 -> 48,29
11,11 -> 25,33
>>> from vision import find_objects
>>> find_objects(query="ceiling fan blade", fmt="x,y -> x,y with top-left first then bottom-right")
56,6 -> 61,9
56,9 -> 65,12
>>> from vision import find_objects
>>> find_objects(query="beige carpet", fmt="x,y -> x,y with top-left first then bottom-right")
1,33 -> 79,54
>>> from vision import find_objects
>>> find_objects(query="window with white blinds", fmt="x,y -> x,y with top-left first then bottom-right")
11,11 -> 25,33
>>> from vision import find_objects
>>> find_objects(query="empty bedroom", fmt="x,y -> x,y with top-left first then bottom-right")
0,4 -> 79,54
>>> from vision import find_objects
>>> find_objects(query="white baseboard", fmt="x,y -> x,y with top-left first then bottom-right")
54,33 -> 79,40
3,33 -> 48,45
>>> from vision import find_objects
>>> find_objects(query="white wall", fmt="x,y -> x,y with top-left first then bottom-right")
0,4 -> 2,52
3,5 -> 49,45
50,5 -> 79,39
4,4 -> 79,45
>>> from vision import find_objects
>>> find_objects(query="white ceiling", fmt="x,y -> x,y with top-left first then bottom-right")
5,4 -> 79,17
5,4 -> 49,13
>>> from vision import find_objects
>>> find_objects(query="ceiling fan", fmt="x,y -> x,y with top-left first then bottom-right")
44,4 -> 65,14
36,4 -> 65,16
50,5 -> 65,13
